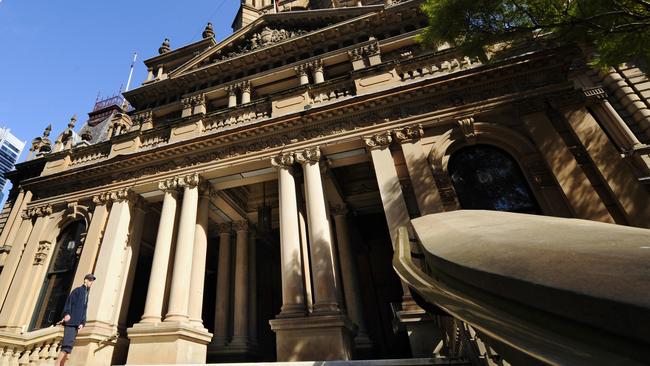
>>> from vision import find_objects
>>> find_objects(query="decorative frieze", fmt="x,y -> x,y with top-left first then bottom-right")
271,152 -> 295,168
457,117 -> 477,145
295,146 -> 321,164
363,131 -> 392,149
21,204 -> 53,220
232,220 -> 249,232
33,240 -> 52,265
393,124 -> 424,143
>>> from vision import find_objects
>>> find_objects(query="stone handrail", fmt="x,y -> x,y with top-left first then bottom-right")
393,210 -> 650,365
0,326 -> 63,365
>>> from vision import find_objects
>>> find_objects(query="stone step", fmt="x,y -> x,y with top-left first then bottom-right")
120,357 -> 471,366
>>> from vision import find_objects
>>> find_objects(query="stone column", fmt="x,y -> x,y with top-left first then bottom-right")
227,86 -> 237,108
166,173 -> 200,322
140,178 -> 179,323
519,104 -> 614,223
247,229 -> 258,346
0,205 -> 52,326
212,222 -> 232,346
295,146 -> 340,315
0,190 -> 30,248
231,220 -> 250,348
188,183 -> 210,328
83,189 -> 135,336
156,65 -> 164,79
240,81 -> 251,104
393,124 -> 443,215
271,153 -> 306,317
586,88 -> 642,150
146,68 -> 154,81
312,60 -> 325,84
331,205 -> 372,349
0,212 -> 34,310
72,196 -> 110,287
558,104 -> 650,227
295,65 -> 309,86
363,131 -> 411,248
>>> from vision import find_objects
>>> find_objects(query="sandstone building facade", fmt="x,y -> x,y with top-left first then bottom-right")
0,0 -> 648,364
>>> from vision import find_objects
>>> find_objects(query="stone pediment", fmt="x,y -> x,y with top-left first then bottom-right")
169,6 -> 382,79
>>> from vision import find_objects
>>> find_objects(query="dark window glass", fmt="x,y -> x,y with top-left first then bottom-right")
448,145 -> 541,214
30,221 -> 86,330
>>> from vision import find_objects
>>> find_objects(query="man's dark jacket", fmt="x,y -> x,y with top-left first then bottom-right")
62,285 -> 89,327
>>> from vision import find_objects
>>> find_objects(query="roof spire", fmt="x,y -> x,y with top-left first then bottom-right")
43,124 -> 51,138
202,22 -> 215,39
158,38 -> 171,54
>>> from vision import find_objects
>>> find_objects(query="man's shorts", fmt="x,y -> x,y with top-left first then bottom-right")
61,325 -> 78,354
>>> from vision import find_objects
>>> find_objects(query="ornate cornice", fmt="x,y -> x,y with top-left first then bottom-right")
393,124 -> 424,143
271,152 -> 295,168
232,220 -> 249,232
295,146 -> 321,164
363,131 -> 392,149
22,204 -> 53,219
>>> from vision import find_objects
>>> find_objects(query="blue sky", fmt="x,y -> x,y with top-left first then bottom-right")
0,0 -> 240,197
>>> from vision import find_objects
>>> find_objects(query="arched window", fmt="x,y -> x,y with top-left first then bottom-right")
30,220 -> 87,330
448,145 -> 541,214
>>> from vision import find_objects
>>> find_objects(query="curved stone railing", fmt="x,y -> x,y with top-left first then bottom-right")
0,326 -> 63,365
393,210 -> 650,365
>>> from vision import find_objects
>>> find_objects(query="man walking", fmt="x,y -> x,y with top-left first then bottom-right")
55,274 -> 95,366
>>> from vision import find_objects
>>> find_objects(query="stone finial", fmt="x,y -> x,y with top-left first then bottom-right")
158,38 -> 171,54
68,115 -> 77,129
202,22 -> 215,39
43,124 -> 52,138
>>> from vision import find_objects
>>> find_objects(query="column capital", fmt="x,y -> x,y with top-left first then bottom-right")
363,131 -> 392,149
177,172 -> 201,188
216,222 -> 232,235
225,84 -> 237,96
237,80 -> 251,93
158,177 -> 179,193
294,64 -> 308,76
295,146 -> 321,165
457,117 -> 477,145
331,204 -> 349,217
271,152 -> 295,168
181,96 -> 193,110
583,86 -> 608,102
393,124 -> 424,143
308,59 -> 323,73
21,204 -> 53,219
233,220 -> 249,232
347,48 -> 364,61
190,93 -> 205,107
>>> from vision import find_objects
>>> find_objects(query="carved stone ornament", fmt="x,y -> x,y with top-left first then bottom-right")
190,93 -> 206,107
237,81 -> 251,93
217,27 -> 309,61
182,97 -> 193,109
583,86 -> 608,102
294,64 -> 308,76
225,85 -> 237,96
271,152 -> 295,168
331,204 -> 348,216
109,188 -> 136,203
133,110 -> 153,126
216,222 -> 232,235
232,220 -> 249,232
33,240 -> 52,265
22,204 -> 53,220
457,117 -> 477,145
294,146 -> 321,164
393,124 -> 424,143
363,131 -> 392,149
177,172 -> 201,188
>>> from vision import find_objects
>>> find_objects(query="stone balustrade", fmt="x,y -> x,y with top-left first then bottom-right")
203,100 -> 271,133
140,129 -> 171,151
308,79 -> 356,105
0,327 -> 62,365
69,145 -> 111,167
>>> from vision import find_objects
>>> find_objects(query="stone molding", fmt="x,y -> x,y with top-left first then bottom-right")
33,240 -> 52,265
271,152 -> 295,168
393,124 -> 424,143
363,131 -> 392,149
232,220 -> 249,232
216,222 -> 232,235
22,204 -> 53,219
295,146 -> 321,165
